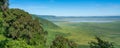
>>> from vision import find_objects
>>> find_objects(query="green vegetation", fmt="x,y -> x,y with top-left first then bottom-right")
0,0 -> 46,48
0,0 -> 77,48
0,0 -> 9,11
50,35 -> 77,48
47,22 -> 120,48
89,36 -> 114,48
0,8 -> 47,48
32,15 -> 60,30
0,0 -> 119,48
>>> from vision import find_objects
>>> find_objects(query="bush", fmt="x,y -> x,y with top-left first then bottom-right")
89,36 -> 114,48
0,39 -> 34,48
50,35 -> 77,48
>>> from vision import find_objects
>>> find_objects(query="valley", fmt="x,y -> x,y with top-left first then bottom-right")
40,16 -> 120,48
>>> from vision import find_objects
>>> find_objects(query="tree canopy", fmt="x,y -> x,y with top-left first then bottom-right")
50,35 -> 77,48
0,0 -> 9,11
89,37 -> 114,48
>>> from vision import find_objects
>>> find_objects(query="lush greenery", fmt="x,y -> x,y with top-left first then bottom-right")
32,15 -> 60,29
89,36 -> 114,48
50,35 -> 77,48
46,21 -> 120,48
0,8 -> 48,48
0,0 -> 46,48
0,0 -> 118,48
0,0 -> 77,48
0,0 -> 9,11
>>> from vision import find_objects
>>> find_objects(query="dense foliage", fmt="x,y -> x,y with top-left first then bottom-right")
0,0 -> 78,48
89,37 -> 114,48
0,8 -> 48,48
0,0 -> 9,11
50,35 -> 77,48
0,12 -> 4,34
0,0 -> 47,47
0,9 -> 78,48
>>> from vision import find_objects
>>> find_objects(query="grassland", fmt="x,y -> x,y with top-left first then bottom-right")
45,21 -> 120,48
32,15 -> 120,48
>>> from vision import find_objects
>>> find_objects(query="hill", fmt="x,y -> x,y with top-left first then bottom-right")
31,14 -> 60,29
0,0 -> 78,48
31,15 -> 120,22
0,8 -> 48,47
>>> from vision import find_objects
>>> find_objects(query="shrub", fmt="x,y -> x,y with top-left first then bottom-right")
50,35 -> 77,48
89,36 -> 114,48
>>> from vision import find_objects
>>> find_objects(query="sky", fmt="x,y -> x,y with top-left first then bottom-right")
10,0 -> 120,16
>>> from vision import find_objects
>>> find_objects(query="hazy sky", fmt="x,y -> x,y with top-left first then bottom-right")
10,0 -> 120,16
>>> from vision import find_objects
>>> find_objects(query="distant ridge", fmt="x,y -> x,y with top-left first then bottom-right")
57,16 -> 120,18
31,14 -> 56,18
31,14 -> 120,18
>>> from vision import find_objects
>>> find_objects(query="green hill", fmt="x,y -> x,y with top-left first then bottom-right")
0,0 -> 77,48
31,14 -> 60,30
0,8 -> 48,48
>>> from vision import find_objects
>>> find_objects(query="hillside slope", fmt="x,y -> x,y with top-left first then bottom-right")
32,14 -> 60,29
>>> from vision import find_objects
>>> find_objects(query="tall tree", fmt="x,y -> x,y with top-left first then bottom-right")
0,0 -> 9,11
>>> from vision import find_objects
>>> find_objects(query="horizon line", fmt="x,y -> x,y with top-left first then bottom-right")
32,14 -> 120,17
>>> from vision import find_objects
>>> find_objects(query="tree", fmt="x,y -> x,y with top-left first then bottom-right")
0,0 -> 9,11
1,8 -> 47,48
0,39 -> 8,48
50,35 -> 77,48
89,36 -> 114,48
0,12 -> 5,34
0,39 -> 34,48
0,0 -> 47,48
